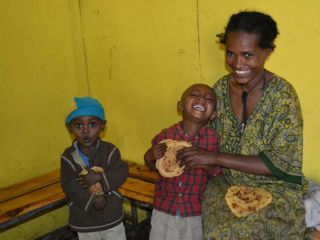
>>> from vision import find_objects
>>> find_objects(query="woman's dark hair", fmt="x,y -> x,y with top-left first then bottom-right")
218,11 -> 279,49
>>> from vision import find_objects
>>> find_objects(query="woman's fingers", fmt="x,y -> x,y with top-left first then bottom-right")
177,147 -> 215,170
177,147 -> 200,169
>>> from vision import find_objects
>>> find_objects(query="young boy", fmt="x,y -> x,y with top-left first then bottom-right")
144,83 -> 221,240
60,96 -> 128,240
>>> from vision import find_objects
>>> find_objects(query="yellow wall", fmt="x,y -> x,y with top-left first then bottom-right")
81,0 -> 320,181
0,0 -> 84,239
1,0 -> 320,239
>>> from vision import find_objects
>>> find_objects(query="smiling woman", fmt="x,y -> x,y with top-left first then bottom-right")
177,11 -> 309,239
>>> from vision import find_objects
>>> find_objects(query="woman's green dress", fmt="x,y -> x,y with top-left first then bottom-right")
202,74 -> 309,240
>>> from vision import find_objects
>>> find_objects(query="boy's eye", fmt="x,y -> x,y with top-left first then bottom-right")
190,93 -> 200,98
88,122 -> 97,128
205,97 -> 214,102
74,123 -> 82,129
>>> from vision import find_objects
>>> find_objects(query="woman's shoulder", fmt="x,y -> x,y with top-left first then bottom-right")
213,74 -> 230,95
213,74 -> 229,86
269,74 -> 299,98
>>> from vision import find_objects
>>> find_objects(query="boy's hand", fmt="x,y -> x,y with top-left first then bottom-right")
77,168 -> 102,188
152,143 -> 167,159
144,143 -> 167,171
89,182 -> 104,195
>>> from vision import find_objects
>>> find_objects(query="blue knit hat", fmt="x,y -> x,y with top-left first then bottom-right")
66,97 -> 105,124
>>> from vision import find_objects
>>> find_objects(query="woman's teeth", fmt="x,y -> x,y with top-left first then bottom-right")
235,70 -> 250,75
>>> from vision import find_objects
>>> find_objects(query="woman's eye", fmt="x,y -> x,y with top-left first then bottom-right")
226,51 -> 233,57
243,52 -> 253,58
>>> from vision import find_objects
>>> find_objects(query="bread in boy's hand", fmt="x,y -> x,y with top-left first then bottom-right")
155,139 -> 192,178
79,166 -> 104,195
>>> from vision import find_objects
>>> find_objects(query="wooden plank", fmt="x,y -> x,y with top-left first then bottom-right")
0,164 -> 156,232
128,163 -> 159,183
0,163 -> 155,204
0,182 -> 65,223
0,177 -> 154,223
313,229 -> 320,240
0,170 -> 60,203
119,177 -> 155,204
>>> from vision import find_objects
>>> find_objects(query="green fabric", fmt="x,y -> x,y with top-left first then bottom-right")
202,74 -> 309,239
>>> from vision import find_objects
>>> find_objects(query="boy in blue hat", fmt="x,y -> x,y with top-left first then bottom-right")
60,97 -> 128,240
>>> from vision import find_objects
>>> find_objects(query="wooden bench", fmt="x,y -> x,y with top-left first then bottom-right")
314,230 -> 320,240
1,164 -> 320,240
0,163 -> 158,233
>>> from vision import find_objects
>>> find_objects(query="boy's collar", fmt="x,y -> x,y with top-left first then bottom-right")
73,138 -> 101,152
177,121 -> 207,139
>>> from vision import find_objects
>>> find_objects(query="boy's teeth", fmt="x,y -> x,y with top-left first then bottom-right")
193,104 -> 205,111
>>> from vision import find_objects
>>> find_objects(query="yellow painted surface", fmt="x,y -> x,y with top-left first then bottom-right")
0,0 -> 84,239
0,0 -> 320,239
81,0 -> 200,164
81,0 -> 320,182
0,207 -> 68,240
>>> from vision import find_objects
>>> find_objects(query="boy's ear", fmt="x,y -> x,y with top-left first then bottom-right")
100,120 -> 107,131
66,123 -> 73,132
210,110 -> 217,120
177,101 -> 183,114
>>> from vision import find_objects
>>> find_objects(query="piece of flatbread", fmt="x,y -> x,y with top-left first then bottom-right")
155,139 -> 192,178
79,166 -> 104,195
225,185 -> 272,218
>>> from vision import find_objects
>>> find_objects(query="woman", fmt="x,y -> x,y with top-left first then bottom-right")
177,11 -> 309,239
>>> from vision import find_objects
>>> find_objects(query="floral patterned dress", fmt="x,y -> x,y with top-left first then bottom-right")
202,74 -> 309,240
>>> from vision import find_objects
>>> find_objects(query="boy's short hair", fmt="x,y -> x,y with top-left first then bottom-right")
65,97 -> 105,124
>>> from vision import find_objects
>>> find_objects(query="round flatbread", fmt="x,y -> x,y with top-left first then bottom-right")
79,166 -> 104,195
225,185 -> 273,218
155,139 -> 192,178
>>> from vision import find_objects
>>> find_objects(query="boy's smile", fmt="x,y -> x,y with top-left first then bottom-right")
192,104 -> 205,112
180,84 -> 216,124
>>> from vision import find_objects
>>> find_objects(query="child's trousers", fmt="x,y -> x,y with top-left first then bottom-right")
77,222 -> 126,240
149,209 -> 203,240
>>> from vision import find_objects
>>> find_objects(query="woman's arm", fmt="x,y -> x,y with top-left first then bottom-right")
177,147 -> 272,175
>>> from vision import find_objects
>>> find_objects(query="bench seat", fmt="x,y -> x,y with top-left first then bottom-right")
0,163 -> 158,232
1,164 -> 319,239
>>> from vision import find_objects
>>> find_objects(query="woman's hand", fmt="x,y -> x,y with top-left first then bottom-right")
144,143 -> 167,171
177,146 -> 217,171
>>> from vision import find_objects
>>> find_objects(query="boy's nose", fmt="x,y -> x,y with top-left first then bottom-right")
198,96 -> 205,103
82,125 -> 89,133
